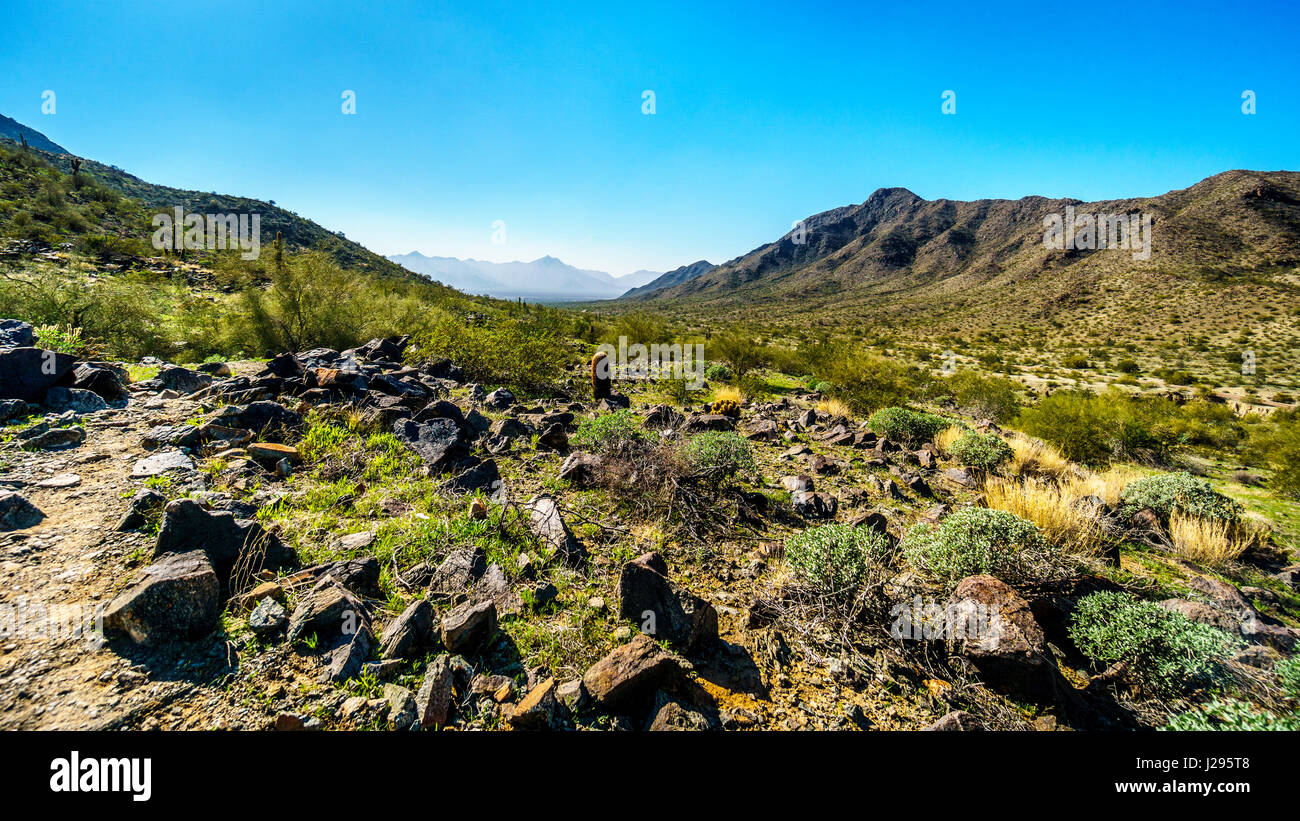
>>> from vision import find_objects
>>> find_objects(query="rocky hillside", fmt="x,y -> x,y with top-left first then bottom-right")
621,259 -> 715,299
0,117 -> 417,282
3,317 -> 1297,731
632,171 -> 1300,337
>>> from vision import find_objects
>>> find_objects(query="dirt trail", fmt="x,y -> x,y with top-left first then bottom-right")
0,397 -> 216,729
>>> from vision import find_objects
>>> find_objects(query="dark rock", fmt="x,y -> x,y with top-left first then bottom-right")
415,654 -> 456,728
103,551 -> 221,644
154,498 -> 295,583
392,418 -> 468,473
0,492 -> 44,531
484,388 -> 515,409
524,495 -> 586,566
429,545 -> 487,595
321,556 -> 383,599
286,578 -> 370,645
792,490 -> 837,518
489,417 -> 531,439
0,319 -> 36,348
618,552 -> 718,653
0,347 -> 76,401
446,458 -> 501,494
582,634 -> 685,713
325,625 -> 374,683
68,363 -> 128,401
642,404 -> 684,430
558,452 -> 602,486
536,422 -> 569,451
441,599 -> 497,655
379,599 -> 433,660
249,597 -> 289,638
157,365 -> 213,395
946,575 -> 1054,700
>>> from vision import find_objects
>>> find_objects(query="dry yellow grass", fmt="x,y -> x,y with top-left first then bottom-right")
935,425 -> 965,454
984,476 -> 1105,556
815,397 -> 852,418
712,385 -> 745,404
1007,435 -> 1073,480
1168,513 -> 1249,567
1063,466 -> 1143,507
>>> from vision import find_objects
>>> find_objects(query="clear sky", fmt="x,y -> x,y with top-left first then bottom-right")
2,0 -> 1297,274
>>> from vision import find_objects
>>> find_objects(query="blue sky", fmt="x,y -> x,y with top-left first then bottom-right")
2,0 -> 1297,274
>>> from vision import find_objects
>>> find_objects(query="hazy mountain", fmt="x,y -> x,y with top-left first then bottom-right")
620,259 -> 716,298
388,251 -> 661,301
0,115 -> 69,154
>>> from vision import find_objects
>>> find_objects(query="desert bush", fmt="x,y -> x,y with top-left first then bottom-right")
948,430 -> 1013,471
900,507 -> 1063,586
942,370 -> 1022,422
1167,513 -> 1249,566
824,352 -> 919,414
679,431 -> 755,480
1062,466 -> 1143,507
710,328 -> 768,378
1016,389 -> 1199,465
33,323 -> 95,357
1248,416 -> 1300,499
1069,591 -> 1235,696
785,523 -> 893,597
867,406 -> 948,447
1119,472 -> 1242,524
412,307 -> 569,395
1164,699 -> 1300,731
1278,655 -> 1300,699
704,362 -> 733,382
983,476 -> 1105,556
571,409 -> 648,456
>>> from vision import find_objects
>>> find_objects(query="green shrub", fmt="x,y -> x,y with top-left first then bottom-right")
1116,358 -> 1140,374
949,430 -> 1013,471
867,406 -> 948,447
1069,591 -> 1236,695
1015,389 -> 1226,465
1278,655 -> 1300,699
1164,699 -> 1300,731
704,363 -> 733,382
1063,354 -> 1091,369
571,410 -> 648,456
1248,417 -> 1300,499
785,524 -> 892,595
900,507 -> 1060,586
823,352 -> 919,414
679,431 -> 755,480
710,329 -> 768,379
943,371 -> 1022,422
1119,472 -> 1242,524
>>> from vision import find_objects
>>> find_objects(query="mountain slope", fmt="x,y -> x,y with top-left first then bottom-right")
0,115 -> 69,154
636,171 -> 1300,337
621,259 -> 715,298
0,115 -> 416,281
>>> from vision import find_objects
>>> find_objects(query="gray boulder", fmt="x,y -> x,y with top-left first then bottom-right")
103,550 -> 221,644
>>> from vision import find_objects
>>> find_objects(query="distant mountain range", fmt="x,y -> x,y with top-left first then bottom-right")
387,252 -> 663,301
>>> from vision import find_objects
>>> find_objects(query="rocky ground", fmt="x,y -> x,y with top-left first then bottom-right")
2,321 -> 1298,732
